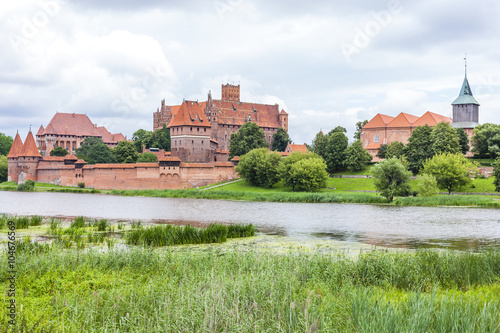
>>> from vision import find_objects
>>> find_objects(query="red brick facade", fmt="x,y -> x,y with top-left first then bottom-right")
154,84 -> 289,162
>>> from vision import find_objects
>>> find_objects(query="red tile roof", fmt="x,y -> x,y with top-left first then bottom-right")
214,162 -> 234,167
7,133 -> 23,158
39,113 -> 125,144
64,154 -> 78,160
213,100 -> 281,128
41,156 -> 65,161
365,143 -> 381,150
413,111 -> 452,127
286,143 -> 308,153
159,156 -> 181,162
19,132 -> 41,157
168,101 -> 211,128
387,113 -> 420,128
363,114 -> 395,129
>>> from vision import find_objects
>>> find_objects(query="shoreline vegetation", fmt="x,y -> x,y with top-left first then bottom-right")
1,177 -> 500,208
0,215 -> 499,331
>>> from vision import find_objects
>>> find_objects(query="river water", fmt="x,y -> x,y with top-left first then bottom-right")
1,191 -> 499,250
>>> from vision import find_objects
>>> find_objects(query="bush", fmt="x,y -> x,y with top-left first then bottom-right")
78,182 -> 85,188
372,158 -> 412,202
416,174 -> 439,197
17,179 -> 35,191
278,152 -> 328,191
236,148 -> 281,188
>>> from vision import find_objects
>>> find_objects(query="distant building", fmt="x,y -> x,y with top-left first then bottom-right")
283,143 -> 309,156
36,113 -> 126,156
361,66 -> 479,160
153,84 -> 289,162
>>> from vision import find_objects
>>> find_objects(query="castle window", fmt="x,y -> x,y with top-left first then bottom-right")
374,135 -> 379,143
204,128 -> 206,132
192,140 -> 194,144
202,141 -> 204,145
197,127 -> 199,132
191,127 -> 193,131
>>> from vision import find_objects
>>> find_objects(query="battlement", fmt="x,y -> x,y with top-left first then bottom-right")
221,84 -> 240,102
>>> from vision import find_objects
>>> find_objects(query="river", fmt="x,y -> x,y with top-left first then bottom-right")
1,191 -> 499,250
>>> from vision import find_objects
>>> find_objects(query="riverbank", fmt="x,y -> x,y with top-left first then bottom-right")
1,237 -> 499,332
1,178 -> 499,208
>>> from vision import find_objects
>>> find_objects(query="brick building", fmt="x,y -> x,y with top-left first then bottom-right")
154,84 -> 289,162
36,113 -> 126,156
361,69 -> 479,160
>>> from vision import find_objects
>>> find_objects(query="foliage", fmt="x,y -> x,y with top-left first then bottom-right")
456,128 -> 470,155
416,174 -> 439,197
49,146 -> 69,156
404,124 -> 434,174
422,153 -> 478,194
344,140 -> 372,171
327,126 -> 347,136
78,182 -> 85,188
0,132 -> 13,156
132,125 -> 171,153
431,121 -> 460,155
311,131 -> 328,159
271,127 -> 292,152
113,140 -> 139,163
376,143 -> 388,159
354,120 -> 368,140
471,123 -> 500,158
372,158 -> 412,202
76,137 -> 104,157
17,179 -> 35,191
385,141 -> 405,159
86,143 -> 117,164
137,152 -> 158,163
278,152 -> 328,191
229,122 -> 268,159
324,131 -> 348,173
0,155 -> 7,183
236,148 -> 281,188
132,128 -> 149,152
493,157 -> 500,192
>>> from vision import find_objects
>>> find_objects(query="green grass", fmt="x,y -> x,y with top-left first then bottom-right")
1,247 -> 499,332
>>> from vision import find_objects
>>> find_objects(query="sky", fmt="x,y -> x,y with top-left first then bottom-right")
1,0 -> 500,146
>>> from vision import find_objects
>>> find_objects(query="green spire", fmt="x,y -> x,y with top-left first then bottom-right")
451,72 -> 480,106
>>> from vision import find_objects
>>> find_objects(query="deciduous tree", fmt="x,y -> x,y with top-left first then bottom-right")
354,120 -> 368,140
404,124 -> 434,174
278,152 -> 327,191
431,122 -> 460,155
492,157 -> 500,192
137,152 -> 158,163
0,155 -> 7,183
376,144 -> 388,159
324,131 -> 348,173
86,143 -> 117,164
271,127 -> 292,152
114,141 -> 139,163
385,141 -> 405,159
372,157 -> 412,202
229,122 -> 268,159
344,140 -> 372,171
311,131 -> 328,159
76,137 -> 105,159
456,128 -> 470,155
50,146 -> 68,156
471,123 -> 500,158
421,153 -> 478,194
0,133 -> 13,156
235,148 -> 281,188
416,174 -> 439,197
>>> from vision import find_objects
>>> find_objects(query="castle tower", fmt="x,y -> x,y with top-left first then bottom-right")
168,100 -> 213,162
16,131 -> 42,183
279,109 -> 289,132
451,59 -> 480,128
7,133 -> 23,182
221,84 -> 240,102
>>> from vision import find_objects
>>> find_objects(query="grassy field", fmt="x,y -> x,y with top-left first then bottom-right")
1,237 -> 499,332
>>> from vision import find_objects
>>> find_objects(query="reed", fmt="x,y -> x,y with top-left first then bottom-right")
30,215 -> 43,226
15,216 -> 31,229
70,216 -> 86,229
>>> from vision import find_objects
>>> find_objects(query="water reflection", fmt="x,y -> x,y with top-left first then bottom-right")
1,191 -> 499,251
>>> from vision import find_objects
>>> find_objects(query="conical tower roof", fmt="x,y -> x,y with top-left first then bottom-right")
7,133 -> 23,158
19,131 -> 41,157
451,75 -> 480,105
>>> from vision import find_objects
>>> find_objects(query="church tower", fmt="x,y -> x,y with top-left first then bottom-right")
451,58 -> 480,127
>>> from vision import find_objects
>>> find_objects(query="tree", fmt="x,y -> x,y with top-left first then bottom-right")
324,131 -> 348,173
132,129 -> 148,152
76,137 -> 105,159
471,123 -> 500,158
114,141 -> 139,163
404,124 -> 434,174
492,157 -> 500,192
372,157 -> 412,202
354,120 -> 368,140
376,144 -> 388,159
50,146 -> 68,156
344,140 -> 372,171
456,128 -> 470,155
235,148 -> 281,188
416,174 -> 439,197
278,152 -> 327,191
431,122 -> 460,155
0,133 -> 13,156
87,143 -> 117,164
137,152 -> 158,163
0,155 -> 7,183
152,124 -> 171,151
229,122 -> 268,159
271,127 -> 291,152
385,141 -> 405,159
327,126 -> 347,136
311,131 -> 328,159
421,153 -> 478,195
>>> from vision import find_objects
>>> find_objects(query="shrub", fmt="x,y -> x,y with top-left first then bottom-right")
78,182 -> 85,188
372,158 -> 412,202
17,179 -> 35,191
236,148 -> 281,188
416,174 -> 439,197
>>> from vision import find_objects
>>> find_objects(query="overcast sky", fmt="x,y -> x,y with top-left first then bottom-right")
1,0 -> 499,145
